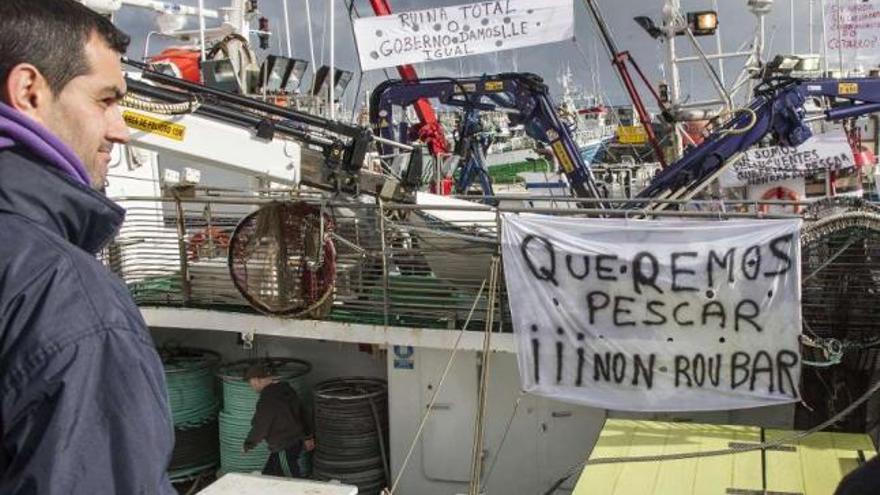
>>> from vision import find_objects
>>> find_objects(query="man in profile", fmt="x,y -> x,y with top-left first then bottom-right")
0,1 -> 174,493
243,364 -> 315,478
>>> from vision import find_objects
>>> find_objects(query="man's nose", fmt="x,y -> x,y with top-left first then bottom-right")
107,105 -> 130,145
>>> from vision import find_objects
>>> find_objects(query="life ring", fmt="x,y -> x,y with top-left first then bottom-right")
187,227 -> 231,261
758,186 -> 802,214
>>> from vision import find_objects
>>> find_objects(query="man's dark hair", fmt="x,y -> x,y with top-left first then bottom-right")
0,0 -> 130,97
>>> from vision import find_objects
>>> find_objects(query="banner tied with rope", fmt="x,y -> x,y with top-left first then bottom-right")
501,214 -> 803,412
352,0 -> 574,71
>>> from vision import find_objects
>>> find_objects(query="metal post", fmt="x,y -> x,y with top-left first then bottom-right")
197,0 -> 207,61
790,0 -> 796,53
821,0 -> 829,72
378,199 -> 390,327
282,0 -> 293,57
836,0 -> 843,73
809,0 -> 815,54
305,0 -> 318,79
712,0 -> 725,87
330,0 -> 336,120
174,193 -> 192,304
664,0 -> 683,158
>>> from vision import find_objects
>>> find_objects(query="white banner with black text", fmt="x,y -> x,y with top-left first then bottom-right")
720,130 -> 855,187
824,0 -> 880,71
501,214 -> 802,411
352,0 -> 574,71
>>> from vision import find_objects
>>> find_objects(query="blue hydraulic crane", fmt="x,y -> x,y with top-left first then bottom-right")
637,76 -> 880,204
370,73 -> 605,202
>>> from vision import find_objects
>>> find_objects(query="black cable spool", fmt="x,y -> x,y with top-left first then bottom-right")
312,377 -> 389,495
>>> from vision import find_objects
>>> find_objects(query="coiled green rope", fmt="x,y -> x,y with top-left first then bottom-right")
161,348 -> 222,481
162,347 -> 221,428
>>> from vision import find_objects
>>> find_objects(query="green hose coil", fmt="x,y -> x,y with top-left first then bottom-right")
161,348 -> 222,480
217,358 -> 312,475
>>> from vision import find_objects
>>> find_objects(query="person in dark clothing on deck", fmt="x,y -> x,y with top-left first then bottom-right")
0,1 -> 174,493
835,455 -> 880,495
242,364 -> 316,478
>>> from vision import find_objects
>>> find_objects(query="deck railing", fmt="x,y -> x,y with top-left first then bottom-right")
108,190 -> 857,334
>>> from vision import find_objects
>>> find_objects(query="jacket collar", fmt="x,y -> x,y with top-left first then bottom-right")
0,148 -> 125,254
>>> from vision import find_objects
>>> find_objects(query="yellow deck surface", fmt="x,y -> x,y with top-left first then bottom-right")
573,419 -> 876,495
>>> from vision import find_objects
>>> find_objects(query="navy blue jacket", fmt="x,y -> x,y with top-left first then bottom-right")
0,149 -> 175,494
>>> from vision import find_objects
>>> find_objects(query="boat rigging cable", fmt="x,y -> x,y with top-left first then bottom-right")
468,256 -> 501,495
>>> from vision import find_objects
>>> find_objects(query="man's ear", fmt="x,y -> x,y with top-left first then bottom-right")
3,64 -> 53,123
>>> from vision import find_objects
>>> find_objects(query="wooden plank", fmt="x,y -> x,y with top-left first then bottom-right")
574,420 -> 763,495
573,420 -> 638,495
765,429 -> 877,495
692,423 -> 762,494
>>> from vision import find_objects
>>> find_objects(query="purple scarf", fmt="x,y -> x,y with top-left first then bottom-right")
0,102 -> 91,186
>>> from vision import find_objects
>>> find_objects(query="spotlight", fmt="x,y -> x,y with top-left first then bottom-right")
311,66 -> 355,99
687,10 -> 718,36
201,59 -> 241,93
285,59 -> 309,92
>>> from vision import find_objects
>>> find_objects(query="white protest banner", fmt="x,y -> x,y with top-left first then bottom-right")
352,0 -> 574,71
720,130 -> 855,187
824,0 -> 880,70
501,215 -> 802,412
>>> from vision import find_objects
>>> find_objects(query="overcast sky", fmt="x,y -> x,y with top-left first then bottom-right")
114,0 -> 827,108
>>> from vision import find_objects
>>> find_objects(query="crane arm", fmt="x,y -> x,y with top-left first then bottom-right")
369,73 -> 604,200
636,76 -> 880,202
122,66 -> 414,199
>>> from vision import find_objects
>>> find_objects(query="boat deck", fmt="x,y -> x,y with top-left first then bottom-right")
573,419 -> 877,495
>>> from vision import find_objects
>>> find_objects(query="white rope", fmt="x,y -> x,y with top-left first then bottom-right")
122,92 -> 201,115
482,390 -> 526,487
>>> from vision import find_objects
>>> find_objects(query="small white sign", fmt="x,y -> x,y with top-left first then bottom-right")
352,0 -> 574,71
720,130 -> 855,187
501,214 -> 802,412
824,0 -> 880,71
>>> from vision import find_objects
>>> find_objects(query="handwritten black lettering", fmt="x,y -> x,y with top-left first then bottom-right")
643,300 -> 667,326
734,299 -> 762,332
576,348 -> 585,386
565,254 -> 590,280
776,350 -> 799,396
764,233 -> 794,277
671,252 -> 699,292
612,353 -> 626,383
633,251 -> 663,295
613,296 -> 637,327
701,301 -> 727,328
596,254 -> 619,281
556,341 -> 564,384
521,235 -> 557,285
750,350 -> 775,392
675,355 -> 692,387
741,245 -> 761,280
708,248 -> 735,286
586,291 -> 610,325
731,351 -> 751,389
632,354 -> 655,388
673,302 -> 694,326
